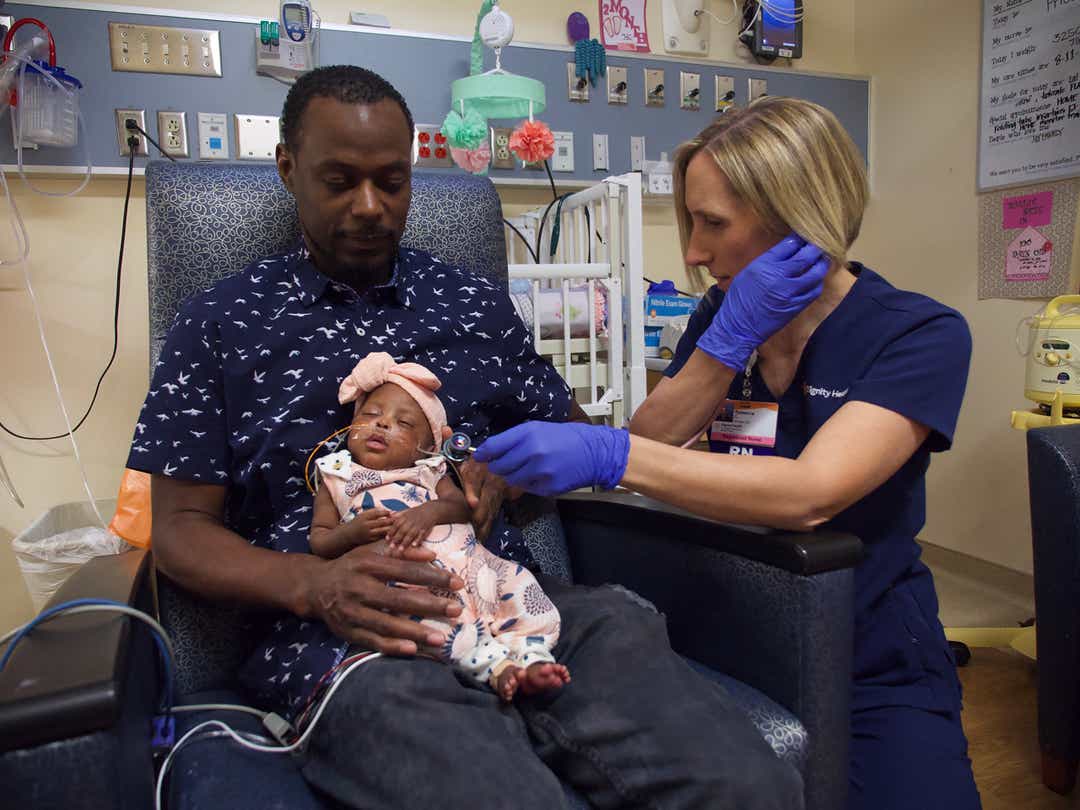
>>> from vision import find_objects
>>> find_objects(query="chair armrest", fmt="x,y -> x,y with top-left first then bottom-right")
558,491 -> 862,574
0,548 -> 155,751
557,491 -> 861,810
0,549 -> 158,810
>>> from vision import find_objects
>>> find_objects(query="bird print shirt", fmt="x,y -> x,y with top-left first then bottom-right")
126,241 -> 571,715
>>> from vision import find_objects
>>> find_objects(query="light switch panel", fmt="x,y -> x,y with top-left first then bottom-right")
108,22 -> 222,77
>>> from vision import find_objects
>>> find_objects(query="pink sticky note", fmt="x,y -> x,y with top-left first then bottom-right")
1003,191 -> 1053,229
1006,226 -> 1052,282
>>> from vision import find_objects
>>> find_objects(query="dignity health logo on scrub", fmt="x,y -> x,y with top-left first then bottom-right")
803,383 -> 849,399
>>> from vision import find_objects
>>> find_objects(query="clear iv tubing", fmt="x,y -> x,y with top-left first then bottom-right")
0,44 -> 103,527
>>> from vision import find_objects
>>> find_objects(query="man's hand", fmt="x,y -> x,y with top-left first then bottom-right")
385,507 -> 437,553
457,459 -> 506,541
303,544 -> 464,656
439,425 -> 511,540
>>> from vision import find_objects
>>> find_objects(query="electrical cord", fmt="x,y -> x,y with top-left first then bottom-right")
0,598 -> 175,711
155,653 -> 382,810
0,140 -> 135,442
543,159 -> 558,200
503,218 -> 539,263
125,120 -> 177,163
172,704 -> 269,720
698,0 -> 740,26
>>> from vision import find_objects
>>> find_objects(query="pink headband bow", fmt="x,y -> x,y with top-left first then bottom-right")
338,352 -> 447,446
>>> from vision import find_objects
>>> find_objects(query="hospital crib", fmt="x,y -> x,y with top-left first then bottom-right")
504,174 -> 646,428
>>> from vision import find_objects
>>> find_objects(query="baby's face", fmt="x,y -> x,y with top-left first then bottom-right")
347,383 -> 435,470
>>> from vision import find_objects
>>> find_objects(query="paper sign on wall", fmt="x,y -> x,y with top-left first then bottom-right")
600,0 -> 650,52
1003,191 -> 1054,229
1005,226 -> 1053,282
977,178 -> 1079,300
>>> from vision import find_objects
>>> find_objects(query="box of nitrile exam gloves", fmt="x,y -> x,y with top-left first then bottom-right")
644,281 -> 699,358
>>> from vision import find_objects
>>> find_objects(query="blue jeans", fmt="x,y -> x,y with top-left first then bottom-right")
301,576 -> 804,809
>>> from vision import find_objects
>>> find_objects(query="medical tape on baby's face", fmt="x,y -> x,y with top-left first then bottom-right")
350,419 -> 437,455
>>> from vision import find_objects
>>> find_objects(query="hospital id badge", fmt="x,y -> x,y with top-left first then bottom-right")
708,400 -> 778,456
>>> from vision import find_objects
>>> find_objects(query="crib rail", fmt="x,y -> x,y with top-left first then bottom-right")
502,174 -> 645,426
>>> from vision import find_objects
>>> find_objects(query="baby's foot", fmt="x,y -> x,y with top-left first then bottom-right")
496,662 -> 571,702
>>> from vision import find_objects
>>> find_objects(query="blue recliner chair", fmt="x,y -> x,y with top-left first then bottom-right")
0,162 -> 863,810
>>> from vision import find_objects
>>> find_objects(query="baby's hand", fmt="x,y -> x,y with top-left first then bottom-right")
386,507 -> 437,555
344,508 -> 392,546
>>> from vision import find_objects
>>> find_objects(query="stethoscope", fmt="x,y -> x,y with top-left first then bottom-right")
439,431 -> 476,463
305,428 -> 477,493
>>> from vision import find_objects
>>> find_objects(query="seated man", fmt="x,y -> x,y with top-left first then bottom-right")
128,65 -> 802,809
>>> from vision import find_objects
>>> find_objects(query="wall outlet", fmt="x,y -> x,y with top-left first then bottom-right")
679,71 -> 701,111
630,135 -> 645,172
749,77 -> 768,102
592,133 -> 609,172
715,75 -> 736,112
234,113 -> 279,161
157,110 -> 189,157
607,66 -> 628,104
552,131 -> 574,172
490,127 -> 515,169
644,67 -> 665,107
567,62 -> 589,102
115,108 -> 148,156
197,112 -> 229,159
414,124 -> 452,168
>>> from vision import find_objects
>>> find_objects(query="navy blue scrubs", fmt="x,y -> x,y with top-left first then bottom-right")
667,264 -> 982,809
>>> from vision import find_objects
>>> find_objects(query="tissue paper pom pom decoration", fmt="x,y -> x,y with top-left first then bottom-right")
442,107 -> 488,150
451,141 -> 491,174
509,120 -> 554,163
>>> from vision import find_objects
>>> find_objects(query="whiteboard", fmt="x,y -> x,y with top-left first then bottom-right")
978,0 -> 1080,191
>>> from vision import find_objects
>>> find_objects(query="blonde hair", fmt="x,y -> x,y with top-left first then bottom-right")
673,97 -> 868,286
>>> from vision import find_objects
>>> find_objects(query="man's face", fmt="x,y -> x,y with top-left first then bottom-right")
277,97 -> 412,285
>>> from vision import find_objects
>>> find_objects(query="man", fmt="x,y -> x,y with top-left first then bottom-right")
128,65 -> 802,809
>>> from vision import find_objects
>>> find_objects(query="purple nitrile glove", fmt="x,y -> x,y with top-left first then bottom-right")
473,422 -> 630,497
697,235 -> 830,371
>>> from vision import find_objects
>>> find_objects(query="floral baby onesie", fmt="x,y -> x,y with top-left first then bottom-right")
315,450 -> 561,686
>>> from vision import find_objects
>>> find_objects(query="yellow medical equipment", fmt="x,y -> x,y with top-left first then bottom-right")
1012,295 -> 1080,430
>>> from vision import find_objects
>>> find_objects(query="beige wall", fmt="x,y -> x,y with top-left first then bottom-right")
852,0 -> 1079,575
0,0 -> 1061,633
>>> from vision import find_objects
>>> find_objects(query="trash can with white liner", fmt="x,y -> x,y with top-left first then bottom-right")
11,499 -> 130,612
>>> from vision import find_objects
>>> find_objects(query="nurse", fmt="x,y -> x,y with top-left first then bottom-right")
475,97 -> 981,809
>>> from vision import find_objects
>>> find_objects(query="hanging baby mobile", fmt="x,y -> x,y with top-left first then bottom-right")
443,0 -> 552,174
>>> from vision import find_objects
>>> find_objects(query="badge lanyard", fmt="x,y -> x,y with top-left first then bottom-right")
708,351 -> 778,456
